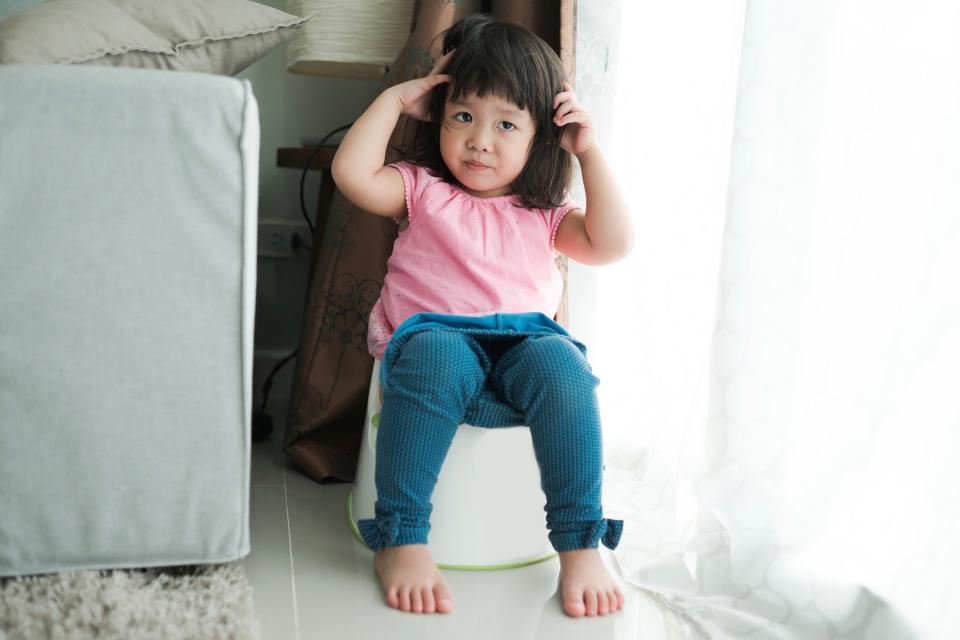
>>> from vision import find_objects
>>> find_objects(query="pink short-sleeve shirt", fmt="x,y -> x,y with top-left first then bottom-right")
367,161 -> 580,359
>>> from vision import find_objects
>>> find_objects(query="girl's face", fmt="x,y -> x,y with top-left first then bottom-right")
439,91 -> 536,198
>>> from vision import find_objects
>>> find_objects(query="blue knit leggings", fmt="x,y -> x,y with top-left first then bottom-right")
357,329 -> 622,553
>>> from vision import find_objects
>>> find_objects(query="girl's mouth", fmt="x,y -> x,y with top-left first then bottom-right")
465,160 -> 490,170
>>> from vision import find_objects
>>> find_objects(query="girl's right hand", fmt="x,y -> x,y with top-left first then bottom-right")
392,51 -> 454,121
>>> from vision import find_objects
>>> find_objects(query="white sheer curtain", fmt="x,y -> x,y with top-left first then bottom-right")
578,1 -> 960,638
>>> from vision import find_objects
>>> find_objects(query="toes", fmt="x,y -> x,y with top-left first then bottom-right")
435,584 -> 455,613
398,587 -> 412,612
597,590 -> 609,615
561,581 -> 587,618
422,587 -> 436,613
411,588 -> 423,613
385,587 -> 400,609
613,586 -> 625,611
563,598 -> 586,618
584,589 -> 598,616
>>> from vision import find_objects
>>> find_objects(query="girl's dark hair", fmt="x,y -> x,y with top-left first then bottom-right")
403,14 -> 572,209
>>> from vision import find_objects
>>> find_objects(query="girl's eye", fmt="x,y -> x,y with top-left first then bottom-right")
453,112 -> 472,123
498,121 -> 516,131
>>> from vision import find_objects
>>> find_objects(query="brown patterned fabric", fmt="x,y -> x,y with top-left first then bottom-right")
284,0 -> 577,483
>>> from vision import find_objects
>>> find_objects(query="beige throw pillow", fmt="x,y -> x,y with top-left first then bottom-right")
0,0 -> 310,75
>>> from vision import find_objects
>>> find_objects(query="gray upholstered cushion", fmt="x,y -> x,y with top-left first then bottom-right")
0,64 -> 259,576
0,0 -> 309,75
0,0 -> 45,21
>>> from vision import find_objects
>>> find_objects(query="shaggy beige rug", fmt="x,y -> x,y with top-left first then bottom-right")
0,564 -> 260,640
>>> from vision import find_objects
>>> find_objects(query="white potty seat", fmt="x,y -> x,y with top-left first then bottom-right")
348,360 -> 556,570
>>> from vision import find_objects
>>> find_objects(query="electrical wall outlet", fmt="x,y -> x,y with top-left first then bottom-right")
258,219 -> 312,259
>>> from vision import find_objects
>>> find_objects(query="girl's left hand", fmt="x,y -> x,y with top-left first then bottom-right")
554,82 -> 597,156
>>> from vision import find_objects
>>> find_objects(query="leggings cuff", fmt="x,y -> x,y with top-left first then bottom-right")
357,515 -> 429,550
549,518 -> 624,552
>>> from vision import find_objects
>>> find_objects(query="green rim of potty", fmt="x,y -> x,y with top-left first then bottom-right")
346,490 -> 557,571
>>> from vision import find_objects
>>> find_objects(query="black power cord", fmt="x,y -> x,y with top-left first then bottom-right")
298,122 -> 353,237
252,122 -> 353,442
252,349 -> 298,441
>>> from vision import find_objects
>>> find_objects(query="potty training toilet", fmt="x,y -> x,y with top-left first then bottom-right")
349,360 -> 556,569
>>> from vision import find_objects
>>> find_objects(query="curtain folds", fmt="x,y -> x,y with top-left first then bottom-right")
284,0 -> 576,483
595,2 -> 960,638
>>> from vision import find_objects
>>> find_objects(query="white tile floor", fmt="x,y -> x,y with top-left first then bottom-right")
242,362 -> 685,640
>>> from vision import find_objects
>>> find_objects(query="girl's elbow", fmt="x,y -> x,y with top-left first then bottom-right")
603,225 -> 634,264
331,154 -> 347,187
597,244 -> 632,265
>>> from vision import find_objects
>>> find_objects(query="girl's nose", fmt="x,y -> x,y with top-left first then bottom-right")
468,129 -> 493,152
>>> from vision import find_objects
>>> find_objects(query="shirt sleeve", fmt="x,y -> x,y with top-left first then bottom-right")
548,196 -> 583,252
387,161 -> 428,223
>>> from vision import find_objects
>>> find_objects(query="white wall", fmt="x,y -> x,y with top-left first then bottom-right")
238,0 -> 383,355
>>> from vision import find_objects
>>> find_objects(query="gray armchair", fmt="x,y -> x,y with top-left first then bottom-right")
0,64 -> 258,576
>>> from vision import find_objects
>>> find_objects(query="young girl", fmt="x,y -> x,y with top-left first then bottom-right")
331,14 -> 633,618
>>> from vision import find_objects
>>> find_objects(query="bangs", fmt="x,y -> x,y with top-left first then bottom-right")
445,45 -> 531,113
441,23 -> 559,125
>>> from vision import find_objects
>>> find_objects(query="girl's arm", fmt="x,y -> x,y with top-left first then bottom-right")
552,83 -> 634,265
331,89 -> 407,218
331,56 -> 451,218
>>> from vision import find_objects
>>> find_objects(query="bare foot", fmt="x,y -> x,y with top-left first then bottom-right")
557,548 -> 625,617
373,544 -> 454,614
